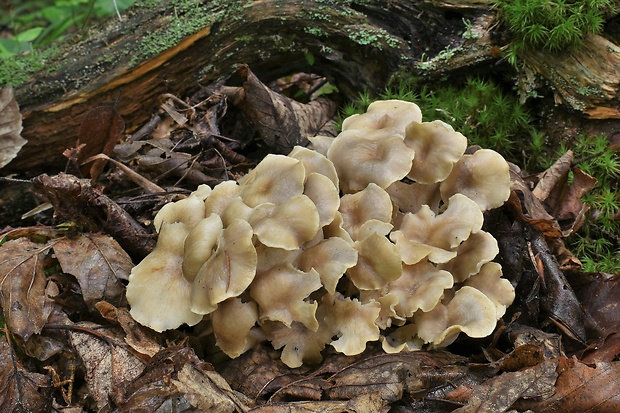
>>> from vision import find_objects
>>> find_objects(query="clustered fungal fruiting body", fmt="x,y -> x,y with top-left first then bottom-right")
126,100 -> 515,368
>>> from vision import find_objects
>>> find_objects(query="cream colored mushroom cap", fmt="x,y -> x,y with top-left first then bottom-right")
322,293 -> 381,356
440,149 -> 511,211
153,194 -> 206,232
263,320 -> 333,368
288,145 -> 339,189
339,183 -> 393,241
391,193 -> 484,265
348,232 -> 403,291
416,286 -> 498,347
190,219 -> 257,315
182,213 -> 224,282
387,260 -> 454,318
204,180 -> 240,217
341,99 -> 423,137
297,237 -> 358,294
211,298 -> 263,359
327,130 -> 415,193
404,120 -> 467,184
126,222 -> 203,332
249,194 -> 320,250
250,263 -> 322,331
439,230 -> 499,283
464,262 -> 515,319
239,154 -> 305,207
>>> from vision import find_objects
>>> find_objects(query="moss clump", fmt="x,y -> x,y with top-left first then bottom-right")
0,45 -> 62,87
340,76 -> 541,168
566,135 -> 620,273
495,0 -> 614,65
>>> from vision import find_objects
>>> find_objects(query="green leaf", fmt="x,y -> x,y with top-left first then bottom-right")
15,27 -> 44,43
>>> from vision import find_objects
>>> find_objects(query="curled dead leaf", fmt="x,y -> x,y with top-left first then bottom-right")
54,233 -> 133,311
0,88 -> 27,169
68,321 -> 146,411
0,339 -> 50,412
76,105 -> 125,180
0,238 -> 54,340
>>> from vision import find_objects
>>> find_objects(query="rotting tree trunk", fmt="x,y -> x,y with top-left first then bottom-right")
5,0 -> 620,173
5,0 -> 499,172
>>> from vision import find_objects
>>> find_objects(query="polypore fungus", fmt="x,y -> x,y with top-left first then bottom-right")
127,99 -> 515,367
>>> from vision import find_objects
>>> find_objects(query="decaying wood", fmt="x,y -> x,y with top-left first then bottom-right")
6,0 -> 499,172
6,0 -> 620,173
521,34 -> 620,118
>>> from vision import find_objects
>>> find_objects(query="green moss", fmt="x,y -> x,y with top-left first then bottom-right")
566,134 -> 620,273
129,0 -> 251,66
342,75 -> 539,165
495,0 -> 615,65
0,45 -> 62,87
346,27 -> 401,49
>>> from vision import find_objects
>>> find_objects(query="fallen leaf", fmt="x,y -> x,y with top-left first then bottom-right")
173,364 -> 251,412
530,231 -> 587,343
115,345 -> 251,412
68,322 -> 146,411
112,345 -> 196,412
532,150 -> 573,202
221,64 -> 337,154
54,233 -> 133,311
76,105 -> 125,180
508,165 -> 563,238
248,400 -> 352,413
96,301 -> 162,357
31,173 -> 156,258
0,88 -> 27,169
0,339 -> 50,412
0,238 -> 54,340
571,272 -> 620,361
326,350 -> 470,403
552,167 -> 597,233
220,344 -> 308,402
454,359 -> 558,412
515,358 -> 620,412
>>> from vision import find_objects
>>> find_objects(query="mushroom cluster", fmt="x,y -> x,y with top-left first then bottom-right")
126,100 -> 515,368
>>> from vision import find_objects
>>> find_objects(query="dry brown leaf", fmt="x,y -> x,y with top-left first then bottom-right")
113,345 -> 196,412
532,150 -> 573,202
96,301 -> 163,357
515,358 -> 620,412
68,322 -> 146,411
221,64 -> 337,154
221,345 -> 310,402
116,345 -> 251,412
454,359 -> 558,413
76,105 -> 125,180
31,173 -> 155,258
172,364 -> 251,413
553,167 -> 597,235
0,88 -> 27,169
571,272 -> 620,361
0,238 -> 54,340
530,233 -> 587,343
53,233 -> 133,311
0,339 -> 50,412
508,165 -> 563,238
248,400 -> 351,413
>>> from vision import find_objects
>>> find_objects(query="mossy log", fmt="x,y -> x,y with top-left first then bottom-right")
5,0 -> 620,173
5,0 -> 498,172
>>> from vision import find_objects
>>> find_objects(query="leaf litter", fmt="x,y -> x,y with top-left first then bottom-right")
1,65 -> 620,412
